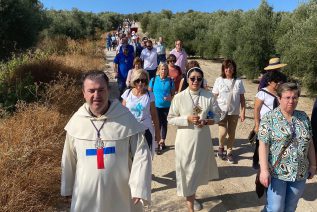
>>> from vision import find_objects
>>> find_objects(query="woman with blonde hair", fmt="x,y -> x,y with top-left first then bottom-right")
149,63 -> 175,154
122,69 -> 161,155
126,57 -> 143,88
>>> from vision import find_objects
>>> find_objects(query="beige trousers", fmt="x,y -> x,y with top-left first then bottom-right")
218,114 -> 239,155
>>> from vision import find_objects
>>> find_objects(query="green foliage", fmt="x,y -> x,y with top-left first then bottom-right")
0,0 -> 46,60
276,0 -> 317,93
137,0 -> 317,93
0,52 -> 47,110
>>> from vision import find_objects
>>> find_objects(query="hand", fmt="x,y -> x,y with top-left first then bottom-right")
240,113 -> 245,122
132,197 -> 140,204
114,71 -> 118,78
188,115 -> 200,125
259,169 -> 271,188
308,165 -> 316,179
254,125 -> 259,133
163,95 -> 172,101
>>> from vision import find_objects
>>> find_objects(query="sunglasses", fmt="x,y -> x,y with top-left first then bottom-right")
134,78 -> 146,83
189,77 -> 203,82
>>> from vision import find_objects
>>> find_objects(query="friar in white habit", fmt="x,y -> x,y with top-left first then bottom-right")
61,70 -> 152,212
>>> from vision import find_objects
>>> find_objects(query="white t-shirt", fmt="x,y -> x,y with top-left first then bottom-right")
140,48 -> 158,70
255,88 -> 276,119
212,77 -> 245,115
121,89 -> 155,130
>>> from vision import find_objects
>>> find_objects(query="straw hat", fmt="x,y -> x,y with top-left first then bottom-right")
264,57 -> 287,70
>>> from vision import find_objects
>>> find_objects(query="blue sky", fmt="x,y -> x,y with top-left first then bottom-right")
40,0 -> 308,14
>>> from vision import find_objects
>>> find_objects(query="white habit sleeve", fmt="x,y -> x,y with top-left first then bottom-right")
61,133 -> 77,196
129,132 -> 152,202
167,97 -> 189,126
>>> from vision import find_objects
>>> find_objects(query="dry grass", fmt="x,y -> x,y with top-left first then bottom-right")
0,38 -> 106,211
0,102 -> 67,212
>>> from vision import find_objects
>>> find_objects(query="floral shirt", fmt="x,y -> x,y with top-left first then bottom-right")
258,107 -> 312,181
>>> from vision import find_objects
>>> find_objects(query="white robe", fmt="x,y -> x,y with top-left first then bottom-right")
168,88 -> 221,197
61,100 -> 152,212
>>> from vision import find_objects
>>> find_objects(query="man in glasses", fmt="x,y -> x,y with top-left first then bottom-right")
140,40 -> 158,80
170,39 -> 188,74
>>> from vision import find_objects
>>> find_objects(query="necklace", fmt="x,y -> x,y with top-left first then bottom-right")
90,119 -> 107,169
189,89 -> 202,115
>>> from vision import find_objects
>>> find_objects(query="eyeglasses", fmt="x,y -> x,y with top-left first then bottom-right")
281,96 -> 299,102
134,78 -> 146,83
169,60 -> 176,63
189,77 -> 203,82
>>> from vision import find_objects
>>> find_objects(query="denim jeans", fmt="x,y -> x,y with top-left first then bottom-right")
263,177 -> 306,212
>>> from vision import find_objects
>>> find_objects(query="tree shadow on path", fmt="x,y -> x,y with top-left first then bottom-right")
152,171 -> 176,193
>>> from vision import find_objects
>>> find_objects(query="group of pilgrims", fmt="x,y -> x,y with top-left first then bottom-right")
60,25 -> 317,212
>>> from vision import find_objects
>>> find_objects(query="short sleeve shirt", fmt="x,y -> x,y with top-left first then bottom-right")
149,76 -> 175,108
255,88 -> 276,119
121,89 -> 154,130
140,48 -> 158,70
212,77 -> 245,115
258,107 -> 312,181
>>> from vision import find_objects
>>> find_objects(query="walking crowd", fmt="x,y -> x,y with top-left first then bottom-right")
60,22 -> 317,212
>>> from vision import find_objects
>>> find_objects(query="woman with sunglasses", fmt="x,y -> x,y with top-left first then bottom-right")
168,67 -> 221,211
121,69 -> 161,155
178,60 -> 208,93
126,57 -> 142,88
167,54 -> 182,94
252,71 -> 287,169
212,59 -> 246,164
149,63 -> 175,154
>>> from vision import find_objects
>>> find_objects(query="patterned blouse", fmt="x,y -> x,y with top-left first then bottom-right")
258,107 -> 312,181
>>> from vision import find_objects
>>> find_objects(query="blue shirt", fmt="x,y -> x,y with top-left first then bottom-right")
149,76 -> 175,108
114,53 -> 134,79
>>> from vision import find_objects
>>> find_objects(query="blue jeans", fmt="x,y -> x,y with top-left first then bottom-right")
263,177 -> 306,212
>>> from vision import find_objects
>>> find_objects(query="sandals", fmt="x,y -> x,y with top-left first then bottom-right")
156,140 -> 166,155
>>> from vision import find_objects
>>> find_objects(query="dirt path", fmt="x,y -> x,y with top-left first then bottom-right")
104,41 -> 317,212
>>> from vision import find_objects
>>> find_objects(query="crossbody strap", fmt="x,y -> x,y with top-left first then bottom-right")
271,120 -> 296,169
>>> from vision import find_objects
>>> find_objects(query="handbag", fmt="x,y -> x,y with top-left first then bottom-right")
255,138 -> 293,198
248,129 -> 257,144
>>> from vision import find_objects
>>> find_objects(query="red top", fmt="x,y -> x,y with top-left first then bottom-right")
168,65 -> 182,93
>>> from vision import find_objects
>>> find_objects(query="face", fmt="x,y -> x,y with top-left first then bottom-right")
175,41 -> 182,51
134,63 -> 141,69
224,65 -> 234,78
83,79 -> 109,116
168,58 -> 176,66
159,37 -> 163,43
146,42 -> 153,50
159,66 -> 168,78
187,71 -> 203,91
278,90 -> 299,114
134,75 -> 147,90
268,81 -> 281,91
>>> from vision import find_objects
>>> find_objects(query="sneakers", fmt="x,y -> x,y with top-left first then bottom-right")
193,199 -> 203,211
227,154 -> 234,164
217,147 -> 225,159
